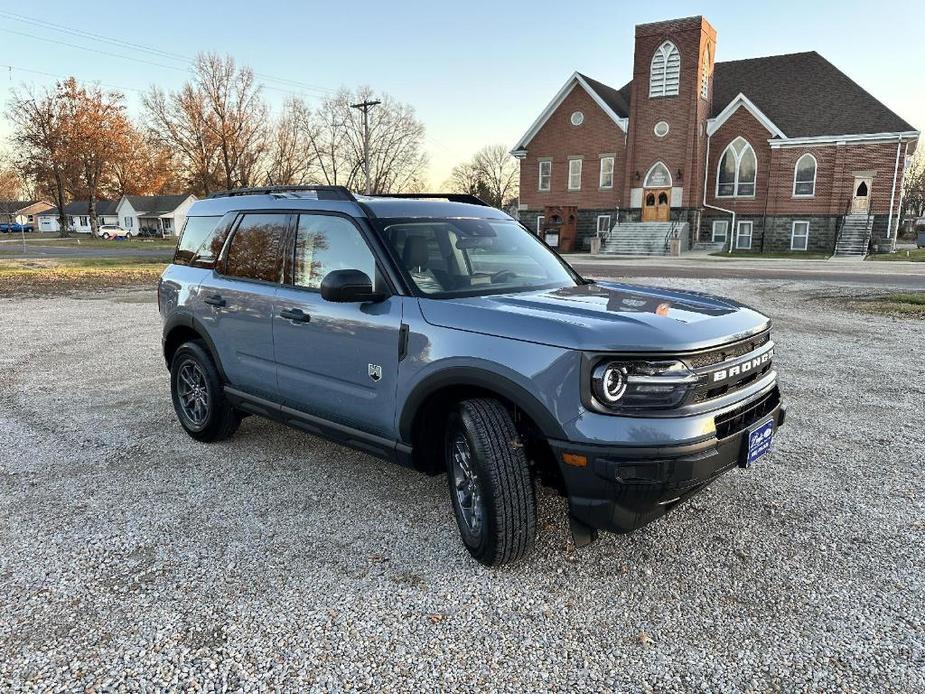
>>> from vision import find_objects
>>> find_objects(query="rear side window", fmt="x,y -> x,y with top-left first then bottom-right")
222,213 -> 288,283
173,216 -> 222,266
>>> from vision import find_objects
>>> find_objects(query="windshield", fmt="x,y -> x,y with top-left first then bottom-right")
379,218 -> 580,298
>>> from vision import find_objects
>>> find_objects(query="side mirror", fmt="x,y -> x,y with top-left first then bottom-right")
320,269 -> 386,303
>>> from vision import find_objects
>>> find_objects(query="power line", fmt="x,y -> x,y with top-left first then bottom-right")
1,63 -> 145,94
0,9 -> 338,96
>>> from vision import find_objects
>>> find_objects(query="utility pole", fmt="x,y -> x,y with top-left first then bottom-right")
350,98 -> 381,194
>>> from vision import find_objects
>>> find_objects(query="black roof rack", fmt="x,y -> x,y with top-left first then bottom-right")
366,193 -> 490,207
208,185 -> 357,201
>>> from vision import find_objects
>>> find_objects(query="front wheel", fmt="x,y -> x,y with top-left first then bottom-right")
170,341 -> 240,442
445,399 -> 536,566
102,232 -> 110,239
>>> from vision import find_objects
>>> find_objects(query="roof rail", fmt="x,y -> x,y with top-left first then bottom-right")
366,193 -> 491,207
208,185 -> 358,201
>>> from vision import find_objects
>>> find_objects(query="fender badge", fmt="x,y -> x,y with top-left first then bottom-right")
368,364 -> 382,382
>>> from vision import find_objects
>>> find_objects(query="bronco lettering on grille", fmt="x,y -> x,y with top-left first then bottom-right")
712,348 -> 774,383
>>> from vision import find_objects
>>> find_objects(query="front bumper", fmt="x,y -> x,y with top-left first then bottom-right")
549,387 -> 786,534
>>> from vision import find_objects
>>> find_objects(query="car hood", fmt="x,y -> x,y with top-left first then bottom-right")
417,281 -> 770,352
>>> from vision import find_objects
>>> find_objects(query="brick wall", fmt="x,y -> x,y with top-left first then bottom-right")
517,85 -> 626,211
624,16 -> 715,209
705,107 -> 776,215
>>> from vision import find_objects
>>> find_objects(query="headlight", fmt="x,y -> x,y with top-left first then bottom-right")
590,359 -> 699,411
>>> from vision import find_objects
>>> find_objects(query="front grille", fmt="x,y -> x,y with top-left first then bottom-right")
684,330 -> 774,405
685,331 -> 770,369
714,387 -> 780,439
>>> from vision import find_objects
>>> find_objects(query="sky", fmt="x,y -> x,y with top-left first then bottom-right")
1,0 -> 923,189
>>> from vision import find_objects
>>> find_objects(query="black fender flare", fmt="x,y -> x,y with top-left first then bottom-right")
398,366 -> 567,443
162,312 -> 228,382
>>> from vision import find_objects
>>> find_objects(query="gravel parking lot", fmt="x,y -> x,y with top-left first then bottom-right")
1,280 -> 923,691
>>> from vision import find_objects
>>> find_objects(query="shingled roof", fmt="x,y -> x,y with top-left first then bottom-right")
125,194 -> 190,215
711,51 -> 914,137
578,51 -> 914,139
578,73 -> 631,119
37,200 -> 119,217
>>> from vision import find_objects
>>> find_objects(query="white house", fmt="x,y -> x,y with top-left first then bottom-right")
36,200 -> 120,233
116,194 -> 196,237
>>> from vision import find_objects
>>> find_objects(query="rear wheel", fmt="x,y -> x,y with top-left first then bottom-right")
170,341 -> 239,442
445,398 -> 536,566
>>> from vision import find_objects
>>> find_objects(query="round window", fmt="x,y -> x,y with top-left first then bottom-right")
570,111 -> 584,126
654,121 -> 670,137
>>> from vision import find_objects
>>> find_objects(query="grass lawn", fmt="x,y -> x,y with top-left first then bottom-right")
854,292 -> 925,318
0,234 -> 176,249
709,250 -> 831,260
0,257 -> 167,295
866,248 -> 925,262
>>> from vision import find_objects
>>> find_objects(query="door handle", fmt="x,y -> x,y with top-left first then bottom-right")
280,308 -> 311,323
204,294 -> 226,307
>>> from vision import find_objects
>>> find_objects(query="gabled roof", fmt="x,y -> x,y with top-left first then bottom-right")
512,72 -> 629,153
525,52 -> 916,149
0,200 -> 41,213
711,52 -> 915,138
38,200 -> 119,216
123,194 -> 191,215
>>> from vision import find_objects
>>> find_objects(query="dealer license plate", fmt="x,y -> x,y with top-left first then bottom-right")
742,418 -> 775,468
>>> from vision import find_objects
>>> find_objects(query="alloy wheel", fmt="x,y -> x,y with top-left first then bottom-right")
176,360 -> 210,428
451,434 -> 483,534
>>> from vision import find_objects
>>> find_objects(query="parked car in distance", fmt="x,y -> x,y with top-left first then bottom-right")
158,186 -> 786,566
0,222 -> 34,233
97,224 -> 131,239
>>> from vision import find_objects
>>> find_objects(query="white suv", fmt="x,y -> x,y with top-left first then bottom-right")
97,225 -> 131,239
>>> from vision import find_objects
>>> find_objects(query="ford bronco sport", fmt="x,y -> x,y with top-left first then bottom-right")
159,186 -> 786,566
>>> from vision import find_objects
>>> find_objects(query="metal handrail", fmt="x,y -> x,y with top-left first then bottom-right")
664,219 -> 681,254
832,196 -> 853,254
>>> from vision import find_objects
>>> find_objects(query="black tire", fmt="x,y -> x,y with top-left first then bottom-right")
445,398 -> 536,566
170,340 -> 240,442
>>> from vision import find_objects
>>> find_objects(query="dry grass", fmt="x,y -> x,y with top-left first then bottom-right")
0,258 -> 166,296
852,292 -> 925,318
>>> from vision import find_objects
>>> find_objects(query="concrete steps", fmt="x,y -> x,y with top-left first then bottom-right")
832,215 -> 873,258
601,222 -> 687,256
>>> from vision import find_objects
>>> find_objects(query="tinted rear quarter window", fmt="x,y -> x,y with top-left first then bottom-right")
222,213 -> 288,282
173,216 -> 223,266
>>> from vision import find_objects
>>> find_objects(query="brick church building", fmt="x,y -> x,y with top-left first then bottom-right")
512,16 -> 919,255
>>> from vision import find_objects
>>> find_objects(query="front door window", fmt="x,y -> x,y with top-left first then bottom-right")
851,178 -> 872,214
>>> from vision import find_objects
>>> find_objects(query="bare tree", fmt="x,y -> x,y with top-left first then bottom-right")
7,85 -> 73,235
306,87 -> 427,193
196,53 -> 268,190
902,151 -> 925,219
144,82 -> 221,196
472,144 -> 519,209
445,144 -> 520,209
264,98 -> 315,185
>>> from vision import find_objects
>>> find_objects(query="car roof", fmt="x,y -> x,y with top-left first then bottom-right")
186,193 -> 512,222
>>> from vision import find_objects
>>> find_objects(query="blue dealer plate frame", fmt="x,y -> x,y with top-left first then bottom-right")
742,417 -> 775,468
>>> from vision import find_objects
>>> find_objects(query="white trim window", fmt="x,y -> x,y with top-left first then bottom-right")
538,160 -> 552,191
736,221 -> 754,250
716,136 -> 757,197
124,217 -> 133,228
711,219 -> 728,243
568,158 -> 582,191
793,153 -> 817,197
596,215 -> 612,235
536,215 -> 545,234
599,156 -> 615,189
650,41 -> 681,97
791,220 -> 810,251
